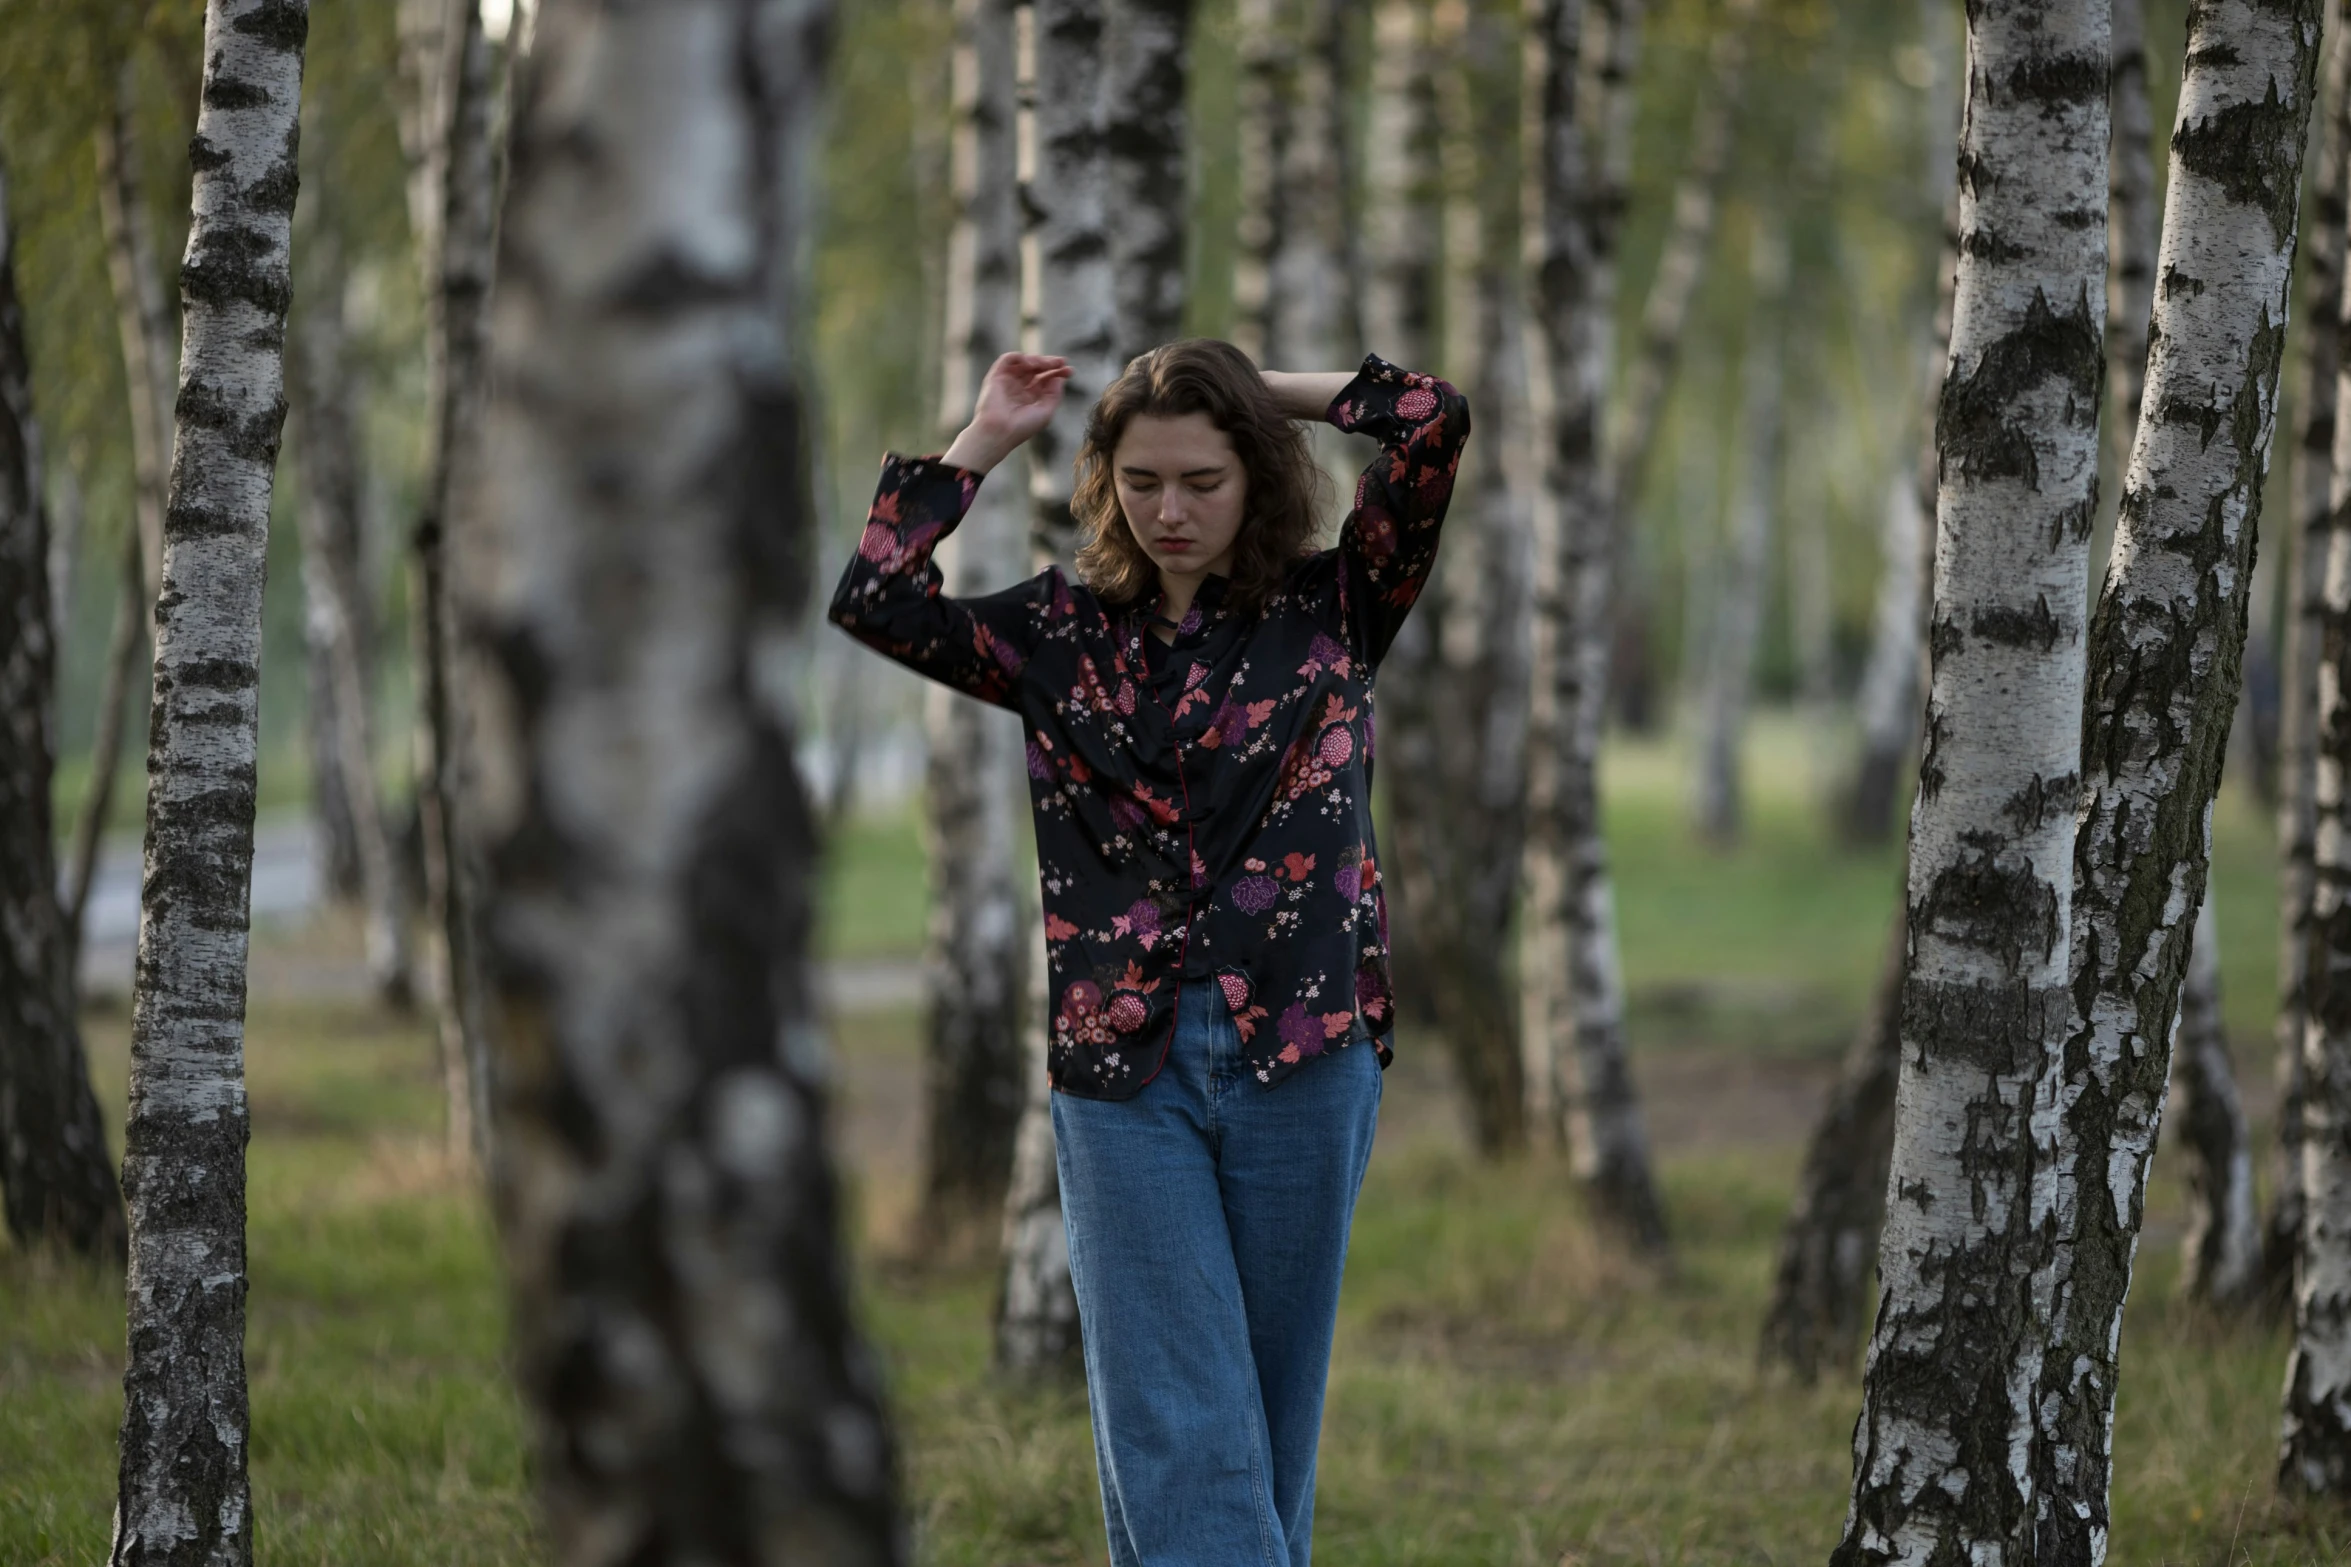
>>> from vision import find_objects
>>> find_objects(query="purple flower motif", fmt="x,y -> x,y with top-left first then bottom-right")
1276,1003 -> 1324,1057
1334,863 -> 1360,902
1124,900 -> 1161,938
1109,795 -> 1148,833
1355,967 -> 1385,1010
1231,876 -> 1280,914
1026,741 -> 1052,782
1212,700 -> 1250,747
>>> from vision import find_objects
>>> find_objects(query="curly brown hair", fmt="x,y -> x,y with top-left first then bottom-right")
1071,338 -> 1333,615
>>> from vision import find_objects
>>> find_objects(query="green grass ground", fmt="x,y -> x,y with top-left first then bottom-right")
3,722 -> 2340,1564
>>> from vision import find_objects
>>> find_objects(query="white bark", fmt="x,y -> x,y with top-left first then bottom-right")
1362,0 -> 1437,367
924,0 -> 1030,1244
111,3 -> 309,1561
1691,215 -> 1785,846
463,0 -> 903,1555
1834,4 -> 2110,1561
1021,0 -> 1117,562
2029,5 -> 2318,1553
1233,0 -> 1354,370
1104,0 -> 1191,359
1519,0 -> 1666,1250
2274,0 -> 2351,1302
996,942 -> 1080,1375
2171,898 -> 2260,1306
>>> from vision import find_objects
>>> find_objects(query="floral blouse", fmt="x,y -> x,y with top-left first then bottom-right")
829,355 -> 1470,1099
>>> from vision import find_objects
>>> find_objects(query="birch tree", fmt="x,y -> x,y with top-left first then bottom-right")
110,2 -> 309,1559
1232,0 -> 1354,372
1832,4 -> 2109,1559
1690,213 -> 1784,847
1520,0 -> 1666,1251
0,146 -> 125,1262
2029,5 -> 2319,1550
1362,0 -> 1437,368
2272,0 -> 2351,1301
462,0 -> 902,1554
920,0 -> 1029,1247
2171,901 -> 2260,1306
1105,0 -> 1191,358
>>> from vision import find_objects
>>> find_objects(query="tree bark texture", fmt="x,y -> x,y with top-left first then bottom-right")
409,0 -> 502,1169
1022,0 -> 1117,563
2273,0 -> 2351,1307
2172,897 -> 2260,1307
1690,216 -> 1785,848
1231,0 -> 1354,371
1519,0 -> 1667,1252
109,3 -> 309,1561
288,212 -> 409,1006
922,0 -> 1031,1246
1104,0 -> 1192,360
2031,7 -> 2318,1554
1381,0 -> 1532,1157
1832,5 -> 2110,1562
1362,0 -> 1438,369
1843,0 -> 1960,846
996,945 -> 1081,1375
0,149 -> 126,1261
1758,894 -> 1902,1382
463,0 -> 905,1557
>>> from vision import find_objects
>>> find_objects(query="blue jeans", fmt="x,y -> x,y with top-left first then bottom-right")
1052,979 -> 1384,1567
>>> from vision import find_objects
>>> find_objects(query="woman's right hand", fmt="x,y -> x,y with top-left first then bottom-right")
942,352 -> 1073,473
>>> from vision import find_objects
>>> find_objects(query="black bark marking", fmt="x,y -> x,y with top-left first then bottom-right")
187,135 -> 232,175
2174,71 -> 2320,249
2000,770 -> 2079,833
244,153 -> 298,217
1916,836 -> 2061,971
1970,593 -> 2062,651
182,222 -> 291,317
176,376 -> 289,465
201,69 -> 270,112
230,0 -> 309,50
2003,50 -> 2109,112
1939,287 -> 2104,487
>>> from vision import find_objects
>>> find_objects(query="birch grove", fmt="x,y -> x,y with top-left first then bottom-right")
921,0 -> 1030,1246
111,1 -> 309,1558
2033,6 -> 2319,1550
1520,0 -> 1667,1251
1834,4 -> 2109,1559
462,0 -> 904,1553
0,146 -> 125,1261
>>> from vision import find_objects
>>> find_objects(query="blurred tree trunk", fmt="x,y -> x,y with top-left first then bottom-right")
1520,0 -> 1666,1252
1689,215 -> 1784,848
1602,0 -> 1757,733
1361,0 -> 1437,366
288,196 -> 411,1008
461,2 -> 904,1554
1232,0 -> 1354,370
1759,891 -> 1901,1381
1842,0 -> 1958,845
2271,0 -> 2351,1310
2172,898 -> 2260,1306
0,149 -> 125,1263
1381,0 -> 1531,1157
996,0 -> 1106,1377
70,74 -> 181,955
402,0 -> 502,1169
2035,6 -> 2316,1550
1833,3 -> 2109,1558
109,3 -> 308,1559
920,0 -> 1030,1252
1105,0 -> 1192,357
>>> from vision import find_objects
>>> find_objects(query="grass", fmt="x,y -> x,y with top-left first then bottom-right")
4,720 -> 2342,1564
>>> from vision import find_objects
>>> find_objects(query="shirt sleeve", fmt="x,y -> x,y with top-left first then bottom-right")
826,453 -> 1068,710
1324,354 -> 1473,666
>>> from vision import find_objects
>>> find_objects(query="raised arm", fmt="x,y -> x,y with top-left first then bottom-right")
827,353 -> 1078,707
1321,355 -> 1471,664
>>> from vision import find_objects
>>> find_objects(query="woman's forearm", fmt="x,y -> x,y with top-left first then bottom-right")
1260,370 -> 1357,423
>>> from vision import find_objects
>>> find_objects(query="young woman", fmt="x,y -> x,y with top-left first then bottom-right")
831,339 -> 1468,1567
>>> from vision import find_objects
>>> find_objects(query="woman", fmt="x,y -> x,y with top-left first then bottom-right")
831,339 -> 1468,1567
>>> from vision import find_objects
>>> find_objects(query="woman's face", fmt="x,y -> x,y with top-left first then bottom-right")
1113,412 -> 1249,594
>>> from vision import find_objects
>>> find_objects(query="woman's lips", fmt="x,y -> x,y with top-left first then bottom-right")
1157,538 -> 1192,551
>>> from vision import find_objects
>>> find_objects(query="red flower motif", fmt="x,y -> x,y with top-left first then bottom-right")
1317,726 -> 1353,768
1282,852 -> 1316,882
857,521 -> 898,563
1106,992 -> 1149,1034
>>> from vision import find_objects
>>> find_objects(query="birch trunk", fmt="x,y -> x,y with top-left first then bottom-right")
1362,0 -> 1437,367
1520,0 -> 1666,1251
1022,0 -> 1116,564
408,0 -> 502,1168
110,4 -> 308,1559
921,0 -> 1030,1247
2028,7 -> 2319,1553
288,209 -> 410,1006
464,1 -> 902,1555
2172,897 -> 2260,1306
1229,0 -> 1287,365
1104,0 -> 1192,359
2272,0 -> 2351,1306
1759,893 -> 1902,1381
995,0 -> 1106,1374
1844,0 -> 1959,845
1832,4 -> 2109,1560
1233,0 -> 1354,370
1690,216 -> 1785,847
0,149 -> 125,1261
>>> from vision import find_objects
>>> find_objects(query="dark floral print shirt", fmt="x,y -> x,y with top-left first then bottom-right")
829,355 -> 1469,1099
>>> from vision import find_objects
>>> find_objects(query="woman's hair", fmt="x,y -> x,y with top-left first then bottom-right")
1071,338 -> 1332,615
